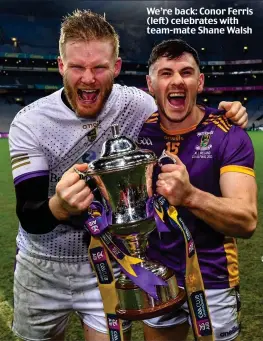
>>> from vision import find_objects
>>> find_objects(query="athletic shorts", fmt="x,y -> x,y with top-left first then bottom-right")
12,250 -> 131,341
144,286 -> 241,341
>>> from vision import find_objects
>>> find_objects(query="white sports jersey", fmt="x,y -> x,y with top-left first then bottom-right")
9,84 -> 157,262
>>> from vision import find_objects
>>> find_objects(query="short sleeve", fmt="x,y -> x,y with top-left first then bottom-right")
218,126 -> 255,177
9,118 -> 49,185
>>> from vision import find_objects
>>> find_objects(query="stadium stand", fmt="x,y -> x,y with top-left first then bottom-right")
0,5 -> 263,133
0,97 -> 21,131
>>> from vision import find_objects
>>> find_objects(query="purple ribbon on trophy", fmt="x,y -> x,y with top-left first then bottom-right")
84,201 -> 167,299
146,196 -> 170,233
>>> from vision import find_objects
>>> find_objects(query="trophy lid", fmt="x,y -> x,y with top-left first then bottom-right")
87,124 -> 157,174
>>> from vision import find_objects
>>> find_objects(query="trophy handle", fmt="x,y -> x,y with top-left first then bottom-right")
85,175 -> 110,211
74,168 -> 109,211
158,150 -> 177,166
151,151 -> 177,194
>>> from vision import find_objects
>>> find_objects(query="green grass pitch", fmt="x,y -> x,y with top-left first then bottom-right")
0,132 -> 262,341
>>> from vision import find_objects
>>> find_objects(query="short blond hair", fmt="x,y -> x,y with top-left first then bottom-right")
59,9 -> 119,60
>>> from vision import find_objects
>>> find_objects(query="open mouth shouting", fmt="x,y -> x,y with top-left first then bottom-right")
77,89 -> 100,104
167,92 -> 186,109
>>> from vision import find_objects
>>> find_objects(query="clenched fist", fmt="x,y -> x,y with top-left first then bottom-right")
49,163 -> 94,220
156,151 -> 194,207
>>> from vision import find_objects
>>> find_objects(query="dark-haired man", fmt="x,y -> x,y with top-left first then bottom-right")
138,39 -> 257,341
9,9 -> 249,341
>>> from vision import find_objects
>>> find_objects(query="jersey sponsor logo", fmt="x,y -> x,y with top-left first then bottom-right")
220,325 -> 239,338
164,135 -> 183,142
82,120 -> 101,130
136,136 -> 153,146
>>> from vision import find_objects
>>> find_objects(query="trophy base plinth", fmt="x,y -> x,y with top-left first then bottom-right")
116,287 -> 186,320
115,270 -> 186,320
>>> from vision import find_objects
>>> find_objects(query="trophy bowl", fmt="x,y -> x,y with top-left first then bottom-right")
87,125 -> 186,320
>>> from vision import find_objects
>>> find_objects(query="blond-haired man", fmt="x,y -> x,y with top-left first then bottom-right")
9,10 -> 248,341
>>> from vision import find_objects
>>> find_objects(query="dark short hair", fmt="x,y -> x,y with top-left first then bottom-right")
148,39 -> 200,69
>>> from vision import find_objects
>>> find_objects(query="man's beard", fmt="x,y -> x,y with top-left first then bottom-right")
63,75 -> 114,118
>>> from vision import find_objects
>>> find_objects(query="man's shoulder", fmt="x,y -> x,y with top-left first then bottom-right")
113,84 -> 155,104
11,89 -> 63,126
200,108 -> 253,159
203,107 -> 250,139
201,106 -> 234,135
139,112 -> 160,137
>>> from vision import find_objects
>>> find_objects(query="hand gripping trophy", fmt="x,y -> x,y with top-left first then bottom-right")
83,125 -> 186,320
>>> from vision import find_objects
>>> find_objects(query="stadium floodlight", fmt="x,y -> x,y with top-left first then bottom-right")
201,47 -> 206,51
11,37 -> 18,47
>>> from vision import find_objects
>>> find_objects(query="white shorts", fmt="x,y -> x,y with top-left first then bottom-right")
144,286 -> 241,341
12,251 -> 131,341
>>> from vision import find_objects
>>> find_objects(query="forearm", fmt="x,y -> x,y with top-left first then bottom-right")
49,195 -> 71,221
15,176 -> 63,234
184,186 -> 257,238
17,198 -> 61,234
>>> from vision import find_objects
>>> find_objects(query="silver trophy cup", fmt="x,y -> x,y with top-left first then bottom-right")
86,125 -> 186,320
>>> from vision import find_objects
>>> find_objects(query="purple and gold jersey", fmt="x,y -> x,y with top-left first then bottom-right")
138,107 -> 255,289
